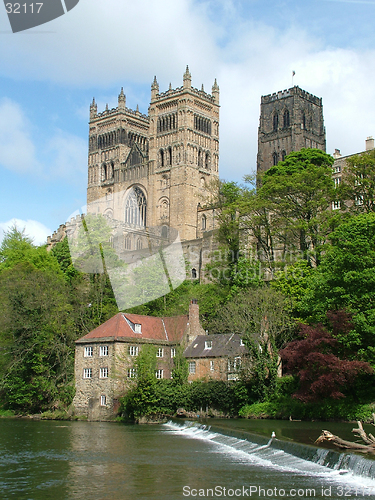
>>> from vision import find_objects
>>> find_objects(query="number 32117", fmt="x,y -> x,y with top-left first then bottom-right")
5,3 -> 43,14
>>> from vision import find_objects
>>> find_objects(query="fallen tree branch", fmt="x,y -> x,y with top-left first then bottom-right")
315,422 -> 375,454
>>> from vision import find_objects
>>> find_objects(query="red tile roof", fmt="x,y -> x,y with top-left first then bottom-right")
77,312 -> 188,343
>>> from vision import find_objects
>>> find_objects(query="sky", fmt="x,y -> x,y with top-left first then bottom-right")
0,0 -> 374,245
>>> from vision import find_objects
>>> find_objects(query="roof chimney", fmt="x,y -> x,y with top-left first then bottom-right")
366,136 -> 374,151
333,148 -> 342,159
187,299 -> 205,344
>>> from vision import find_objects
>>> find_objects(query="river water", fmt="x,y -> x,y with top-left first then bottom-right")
1,418 -> 375,500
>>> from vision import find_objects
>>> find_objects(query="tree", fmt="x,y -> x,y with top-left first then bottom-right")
280,313 -> 373,402
0,263 -> 76,413
256,148 -> 337,265
0,225 -> 61,274
340,149 -> 375,213
300,212 -> 375,363
121,345 -> 159,419
209,287 -> 294,400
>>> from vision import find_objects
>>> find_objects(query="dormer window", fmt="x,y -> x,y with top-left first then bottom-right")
205,340 -> 212,350
134,323 -> 142,333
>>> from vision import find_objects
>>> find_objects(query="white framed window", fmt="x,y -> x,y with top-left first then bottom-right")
355,195 -> 364,206
155,369 -> 163,379
240,339 -> 245,346
100,345 -> 108,357
99,367 -> 109,378
100,395 -> 106,406
134,323 -> 142,333
334,177 -> 341,188
210,360 -> 214,372
156,348 -> 164,358
129,346 -> 139,356
171,348 -> 176,358
332,201 -> 341,210
234,357 -> 241,369
83,368 -> 92,379
84,346 -> 93,358
127,368 -> 136,379
205,340 -> 212,350
189,361 -> 196,374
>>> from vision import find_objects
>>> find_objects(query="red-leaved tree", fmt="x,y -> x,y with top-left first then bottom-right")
280,311 -> 373,402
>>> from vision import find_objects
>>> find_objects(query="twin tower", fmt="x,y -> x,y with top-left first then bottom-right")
87,68 -> 326,250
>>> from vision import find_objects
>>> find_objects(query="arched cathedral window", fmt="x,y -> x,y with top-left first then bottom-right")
160,149 -> 164,168
273,113 -> 278,132
201,215 -> 206,230
125,187 -> 147,227
281,150 -> 286,161
283,110 -> 290,128
272,152 -> 278,166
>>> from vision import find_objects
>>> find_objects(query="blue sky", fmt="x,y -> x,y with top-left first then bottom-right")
0,0 -> 374,244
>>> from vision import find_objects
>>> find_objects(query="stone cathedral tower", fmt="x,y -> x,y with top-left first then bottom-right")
86,67 -> 219,244
257,86 -> 326,173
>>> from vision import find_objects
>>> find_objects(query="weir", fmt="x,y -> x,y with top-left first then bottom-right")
164,420 -> 375,487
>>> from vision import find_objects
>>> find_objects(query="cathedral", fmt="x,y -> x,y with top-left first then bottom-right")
48,73 -> 328,281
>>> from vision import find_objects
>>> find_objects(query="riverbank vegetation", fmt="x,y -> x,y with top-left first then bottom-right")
2,148 -> 375,422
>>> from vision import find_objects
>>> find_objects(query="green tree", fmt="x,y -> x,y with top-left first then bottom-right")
257,148 -> 337,265
300,212 -> 375,363
210,287 -> 294,400
121,345 -> 158,419
0,225 -> 61,274
0,263 -> 76,413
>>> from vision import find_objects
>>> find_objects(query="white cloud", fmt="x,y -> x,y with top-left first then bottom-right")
0,0 -> 374,183
0,98 -> 41,174
43,130 -> 87,183
0,218 -> 52,246
0,98 -> 87,182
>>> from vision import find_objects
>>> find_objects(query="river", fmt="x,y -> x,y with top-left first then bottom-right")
1,418 -> 375,499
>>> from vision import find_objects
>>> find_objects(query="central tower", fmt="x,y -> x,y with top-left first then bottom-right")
257,86 -> 326,173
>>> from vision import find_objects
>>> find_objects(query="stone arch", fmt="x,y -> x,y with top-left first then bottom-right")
283,109 -> 290,128
273,113 -> 278,132
124,186 -> 147,227
160,149 -> 164,168
159,197 -> 169,221
205,152 -> 210,170
124,234 -> 131,250
168,146 -> 172,166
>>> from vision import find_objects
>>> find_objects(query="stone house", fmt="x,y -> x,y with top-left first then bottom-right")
73,300 -> 205,420
183,333 -> 247,382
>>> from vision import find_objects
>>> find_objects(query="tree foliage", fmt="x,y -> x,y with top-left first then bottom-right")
256,148 -> 336,264
0,263 -> 76,412
280,312 -> 373,402
300,212 -> 375,362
